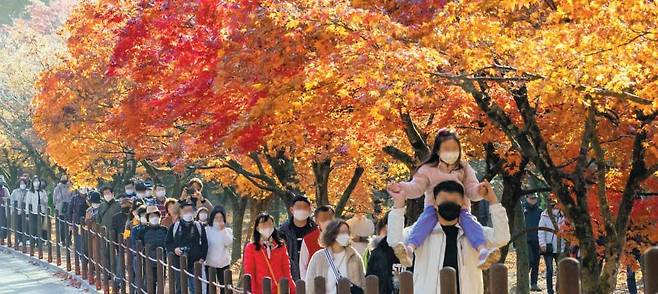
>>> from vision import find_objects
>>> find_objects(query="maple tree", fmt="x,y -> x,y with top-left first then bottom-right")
424,1 -> 658,293
0,0 -> 77,182
29,1 -> 658,293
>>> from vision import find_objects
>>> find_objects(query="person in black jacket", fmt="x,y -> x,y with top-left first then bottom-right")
136,206 -> 168,292
165,200 -> 208,294
277,194 -> 316,281
524,194 -> 542,292
366,212 -> 408,294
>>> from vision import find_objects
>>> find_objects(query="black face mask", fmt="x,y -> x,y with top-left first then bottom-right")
437,201 -> 462,221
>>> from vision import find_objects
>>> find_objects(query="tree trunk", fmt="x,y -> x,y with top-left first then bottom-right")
335,166 -> 365,217
312,159 -> 331,206
513,201 -> 530,294
231,196 -> 248,263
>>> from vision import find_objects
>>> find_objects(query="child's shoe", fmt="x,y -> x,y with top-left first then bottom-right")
393,243 -> 414,267
477,247 -> 501,270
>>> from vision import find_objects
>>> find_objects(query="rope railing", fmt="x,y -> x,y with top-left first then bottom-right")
0,201 -> 257,294
2,201 -> 658,294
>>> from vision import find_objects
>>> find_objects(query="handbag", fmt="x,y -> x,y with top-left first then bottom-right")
324,249 -> 364,294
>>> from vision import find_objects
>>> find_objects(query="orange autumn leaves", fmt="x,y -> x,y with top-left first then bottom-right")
32,0 -> 657,230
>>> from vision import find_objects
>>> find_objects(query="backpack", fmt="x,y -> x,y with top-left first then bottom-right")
172,220 -> 204,246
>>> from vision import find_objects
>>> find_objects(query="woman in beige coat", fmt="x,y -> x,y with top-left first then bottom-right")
305,219 -> 365,294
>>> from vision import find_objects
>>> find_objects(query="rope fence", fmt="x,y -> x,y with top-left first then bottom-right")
1,201 -> 657,294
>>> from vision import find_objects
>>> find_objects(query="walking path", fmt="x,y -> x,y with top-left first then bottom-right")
0,249 -> 90,294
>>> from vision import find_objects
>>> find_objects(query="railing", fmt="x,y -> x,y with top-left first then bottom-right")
1,201 -> 657,294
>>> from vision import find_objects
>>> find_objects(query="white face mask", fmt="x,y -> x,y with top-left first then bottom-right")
20,183 -> 27,190
136,192 -> 145,199
149,216 -> 160,225
156,190 -> 166,199
440,151 -> 460,165
293,209 -> 310,221
104,194 -> 114,202
125,188 -> 134,195
182,212 -> 194,222
258,227 -> 274,239
139,216 -> 147,224
336,233 -> 350,247
33,181 -> 41,188
198,213 -> 208,221
92,203 -> 101,209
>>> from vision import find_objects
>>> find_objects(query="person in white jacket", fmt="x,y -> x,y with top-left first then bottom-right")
204,205 -> 233,294
25,176 -> 48,246
537,205 -> 565,294
387,180 -> 510,294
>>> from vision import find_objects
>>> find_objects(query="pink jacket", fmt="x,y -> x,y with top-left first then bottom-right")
398,161 -> 481,205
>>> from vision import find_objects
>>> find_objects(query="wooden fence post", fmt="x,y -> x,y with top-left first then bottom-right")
109,229 -> 118,294
146,245 -> 155,294
558,257 -> 581,294
28,204 -> 34,256
208,267 -> 217,294
440,267 -> 458,294
180,255 -> 189,294
86,224 -> 95,284
37,205 -> 43,260
262,277 -> 272,294
100,226 -> 109,294
73,225 -> 87,278
224,269 -> 233,294
12,202 -> 18,250
243,274 -> 252,294
22,203 -> 28,254
126,238 -> 134,293
167,253 -> 176,294
47,208 -> 53,263
156,248 -> 165,294
279,278 -> 290,294
338,278 -> 351,294
645,247 -> 658,294
489,263 -> 508,294
314,276 -> 326,294
95,224 -> 102,290
54,209 -> 61,265
136,241 -> 144,292
296,279 -> 306,294
0,203 -> 6,246
65,220 -> 72,272
399,271 -> 413,294
194,261 -> 203,294
365,275 -> 379,294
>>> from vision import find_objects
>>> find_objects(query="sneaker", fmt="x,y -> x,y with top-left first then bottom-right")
530,285 -> 542,292
393,243 -> 413,267
477,247 -> 501,270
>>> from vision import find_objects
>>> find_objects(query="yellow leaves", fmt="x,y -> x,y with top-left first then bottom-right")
286,19 -> 300,29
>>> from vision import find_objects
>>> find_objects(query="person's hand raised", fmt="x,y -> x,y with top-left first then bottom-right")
480,180 -> 498,204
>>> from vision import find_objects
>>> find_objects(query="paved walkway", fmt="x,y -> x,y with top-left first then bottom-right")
0,249 -> 89,293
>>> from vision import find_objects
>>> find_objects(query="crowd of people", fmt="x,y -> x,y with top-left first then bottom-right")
0,129 -> 514,294
4,128 -> 641,294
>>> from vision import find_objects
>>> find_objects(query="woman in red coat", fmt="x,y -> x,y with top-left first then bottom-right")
244,213 -> 296,294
